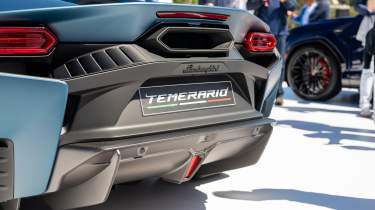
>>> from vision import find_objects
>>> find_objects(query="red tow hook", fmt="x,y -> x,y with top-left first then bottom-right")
185,155 -> 202,178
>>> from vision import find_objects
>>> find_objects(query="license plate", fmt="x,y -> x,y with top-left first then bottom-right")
139,81 -> 236,116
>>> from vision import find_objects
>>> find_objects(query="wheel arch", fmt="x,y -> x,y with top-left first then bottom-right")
285,40 -> 343,101
285,38 -> 344,82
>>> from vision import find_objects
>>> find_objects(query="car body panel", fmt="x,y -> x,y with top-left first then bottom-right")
0,2 -> 280,208
0,73 -> 68,198
0,3 -> 269,43
0,0 -> 75,12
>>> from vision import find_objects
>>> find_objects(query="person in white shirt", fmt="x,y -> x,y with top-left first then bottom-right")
292,0 -> 317,26
357,14 -> 375,117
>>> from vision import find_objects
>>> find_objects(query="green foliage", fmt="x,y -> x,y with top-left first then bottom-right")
296,0 -> 304,8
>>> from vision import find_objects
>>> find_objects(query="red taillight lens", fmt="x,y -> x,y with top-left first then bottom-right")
185,155 -> 202,178
156,12 -> 229,21
244,32 -> 276,52
0,27 -> 56,55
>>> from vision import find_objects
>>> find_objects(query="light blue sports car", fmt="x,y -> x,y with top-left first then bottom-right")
0,0 -> 281,209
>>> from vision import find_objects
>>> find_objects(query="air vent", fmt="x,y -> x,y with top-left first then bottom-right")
0,140 -> 13,202
53,45 -> 146,79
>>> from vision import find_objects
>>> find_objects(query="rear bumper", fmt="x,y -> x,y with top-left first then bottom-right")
43,118 -> 274,209
58,44 -> 282,145
0,46 -> 282,205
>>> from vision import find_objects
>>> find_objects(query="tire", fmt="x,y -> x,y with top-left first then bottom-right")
286,46 -> 341,101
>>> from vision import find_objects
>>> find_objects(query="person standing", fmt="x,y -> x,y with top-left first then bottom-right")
356,0 -> 375,117
356,0 -> 371,16
292,0 -> 318,26
247,0 -> 297,106
198,0 -> 215,6
308,0 -> 330,23
200,0 -> 248,9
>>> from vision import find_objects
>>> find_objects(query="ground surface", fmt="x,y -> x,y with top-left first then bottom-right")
25,87 -> 375,210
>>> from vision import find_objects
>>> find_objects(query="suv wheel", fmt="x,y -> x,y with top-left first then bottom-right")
286,46 -> 341,101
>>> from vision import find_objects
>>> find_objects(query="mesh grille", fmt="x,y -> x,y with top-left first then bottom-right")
0,140 -> 13,202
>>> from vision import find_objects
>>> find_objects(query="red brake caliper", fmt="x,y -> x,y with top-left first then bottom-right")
319,58 -> 331,88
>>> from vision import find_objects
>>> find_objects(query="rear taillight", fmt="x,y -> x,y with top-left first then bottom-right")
244,32 -> 276,52
156,12 -> 229,21
0,27 -> 56,56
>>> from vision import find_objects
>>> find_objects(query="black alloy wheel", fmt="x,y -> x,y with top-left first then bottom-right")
286,47 -> 341,101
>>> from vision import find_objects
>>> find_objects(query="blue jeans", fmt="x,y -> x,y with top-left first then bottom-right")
276,35 -> 287,97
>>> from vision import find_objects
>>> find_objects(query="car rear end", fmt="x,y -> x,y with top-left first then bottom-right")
0,3 -> 282,209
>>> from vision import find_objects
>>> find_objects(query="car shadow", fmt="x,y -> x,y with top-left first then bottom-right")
21,174 -> 229,210
280,85 -> 359,108
278,120 -> 375,151
280,106 -> 359,115
213,189 -> 375,210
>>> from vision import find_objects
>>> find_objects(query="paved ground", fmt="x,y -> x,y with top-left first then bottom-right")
25,87 -> 375,210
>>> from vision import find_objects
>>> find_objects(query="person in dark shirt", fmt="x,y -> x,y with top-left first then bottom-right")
247,0 -> 297,105
356,0 -> 370,16
309,0 -> 329,23
198,0 -> 213,5
199,0 -> 247,9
